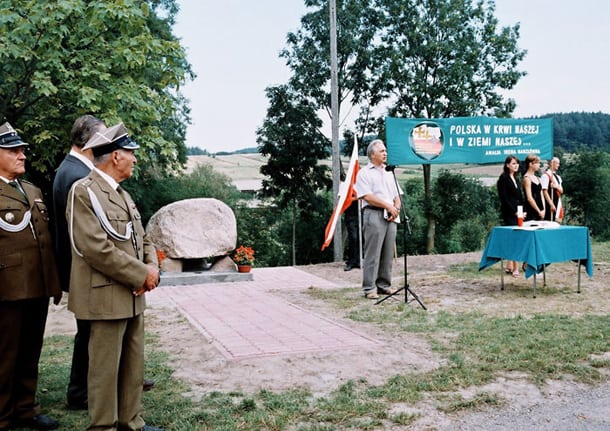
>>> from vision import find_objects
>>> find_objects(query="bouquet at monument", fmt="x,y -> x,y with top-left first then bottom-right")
232,245 -> 255,266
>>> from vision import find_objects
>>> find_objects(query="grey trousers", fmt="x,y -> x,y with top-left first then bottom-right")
361,208 -> 397,293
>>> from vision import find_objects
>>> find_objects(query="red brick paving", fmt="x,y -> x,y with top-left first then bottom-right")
148,267 -> 377,360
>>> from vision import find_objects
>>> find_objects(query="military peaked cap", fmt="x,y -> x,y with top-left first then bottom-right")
83,122 -> 140,157
0,122 -> 29,148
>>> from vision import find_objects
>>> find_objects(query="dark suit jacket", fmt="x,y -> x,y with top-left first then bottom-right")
67,170 -> 157,320
496,173 -> 523,225
0,179 -> 61,300
52,154 -> 92,291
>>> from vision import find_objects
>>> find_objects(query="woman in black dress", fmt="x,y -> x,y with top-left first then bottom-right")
522,154 -> 545,222
497,155 -> 523,276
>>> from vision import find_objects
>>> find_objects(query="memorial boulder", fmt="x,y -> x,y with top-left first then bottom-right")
146,198 -> 236,272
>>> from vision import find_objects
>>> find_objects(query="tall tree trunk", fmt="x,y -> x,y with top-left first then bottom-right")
423,164 -> 435,253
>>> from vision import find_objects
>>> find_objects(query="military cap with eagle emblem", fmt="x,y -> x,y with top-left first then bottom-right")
82,122 -> 139,157
0,122 -> 29,148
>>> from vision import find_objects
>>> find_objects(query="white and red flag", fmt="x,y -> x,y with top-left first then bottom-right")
555,196 -> 564,221
321,140 -> 359,250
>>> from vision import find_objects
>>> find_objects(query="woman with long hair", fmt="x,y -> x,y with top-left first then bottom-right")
522,154 -> 545,222
497,155 -> 523,276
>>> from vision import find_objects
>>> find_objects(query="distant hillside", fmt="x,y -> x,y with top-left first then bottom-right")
216,147 -> 259,156
541,112 -> 610,152
186,153 -> 502,192
185,153 -> 267,192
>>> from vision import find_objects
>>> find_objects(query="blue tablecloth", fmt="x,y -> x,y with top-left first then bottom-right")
479,226 -> 593,279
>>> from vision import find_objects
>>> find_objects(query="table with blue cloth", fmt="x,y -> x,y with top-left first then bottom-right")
479,226 -> 593,297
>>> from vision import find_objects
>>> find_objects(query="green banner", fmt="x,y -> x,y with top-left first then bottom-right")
385,116 -> 553,165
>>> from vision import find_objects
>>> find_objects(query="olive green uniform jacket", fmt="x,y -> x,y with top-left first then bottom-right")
0,180 -> 60,300
0,179 -> 60,428
66,170 -> 157,319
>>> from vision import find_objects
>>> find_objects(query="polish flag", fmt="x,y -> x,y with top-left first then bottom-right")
321,140 -> 359,250
555,197 -> 563,221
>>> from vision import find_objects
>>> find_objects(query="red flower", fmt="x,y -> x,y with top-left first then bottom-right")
232,245 -> 255,265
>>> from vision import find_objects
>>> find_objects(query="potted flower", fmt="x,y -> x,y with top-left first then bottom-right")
232,245 -> 255,273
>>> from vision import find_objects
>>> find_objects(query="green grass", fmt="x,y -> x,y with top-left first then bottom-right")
35,241 -> 610,430
592,239 -> 610,262
37,335 -> 205,431
37,311 -> 610,430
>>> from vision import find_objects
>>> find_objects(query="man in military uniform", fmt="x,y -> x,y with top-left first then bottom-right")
53,115 -> 155,411
0,122 -> 61,431
66,123 -> 162,431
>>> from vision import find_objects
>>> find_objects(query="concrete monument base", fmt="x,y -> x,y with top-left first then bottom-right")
159,270 -> 253,286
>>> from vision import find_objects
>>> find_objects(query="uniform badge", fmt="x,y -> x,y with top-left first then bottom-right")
5,212 -> 15,222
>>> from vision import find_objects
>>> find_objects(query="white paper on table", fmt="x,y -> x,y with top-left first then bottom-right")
513,220 -> 560,230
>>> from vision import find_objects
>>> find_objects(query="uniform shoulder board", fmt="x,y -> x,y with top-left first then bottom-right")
20,178 -> 33,185
75,177 -> 93,188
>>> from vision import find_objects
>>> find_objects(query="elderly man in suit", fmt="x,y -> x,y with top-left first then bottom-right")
66,123 -> 162,431
52,114 -> 105,410
0,123 -> 61,431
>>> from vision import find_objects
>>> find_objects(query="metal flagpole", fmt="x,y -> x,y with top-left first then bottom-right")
329,0 -> 342,262
358,198 -> 362,265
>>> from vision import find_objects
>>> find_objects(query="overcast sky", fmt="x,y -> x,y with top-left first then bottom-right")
173,0 -> 610,153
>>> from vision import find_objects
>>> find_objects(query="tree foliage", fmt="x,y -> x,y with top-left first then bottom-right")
235,193 -> 334,267
257,85 -> 331,208
124,163 -> 242,226
547,112 -> 610,153
278,0 -> 526,255
234,206 -> 290,267
0,0 -> 194,191
431,170 -> 498,253
257,85 -> 332,264
374,0 -> 525,119
281,0 -> 381,124
373,0 -> 526,252
561,151 -> 610,240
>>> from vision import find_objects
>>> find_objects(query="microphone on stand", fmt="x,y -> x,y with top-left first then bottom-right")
385,165 -> 397,172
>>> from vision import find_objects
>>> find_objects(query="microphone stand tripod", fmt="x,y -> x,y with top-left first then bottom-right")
376,167 -> 426,310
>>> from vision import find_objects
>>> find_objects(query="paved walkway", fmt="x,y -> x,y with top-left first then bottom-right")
148,267 -> 377,360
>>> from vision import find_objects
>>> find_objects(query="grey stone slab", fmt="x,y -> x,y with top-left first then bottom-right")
159,271 -> 252,286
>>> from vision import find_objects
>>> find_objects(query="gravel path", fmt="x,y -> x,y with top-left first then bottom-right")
448,383 -> 610,430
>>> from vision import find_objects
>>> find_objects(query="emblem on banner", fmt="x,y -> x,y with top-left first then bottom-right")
409,122 -> 444,161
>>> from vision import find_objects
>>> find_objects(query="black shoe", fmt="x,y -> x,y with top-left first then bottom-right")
12,414 -> 58,430
143,378 -> 155,391
344,264 -> 353,271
